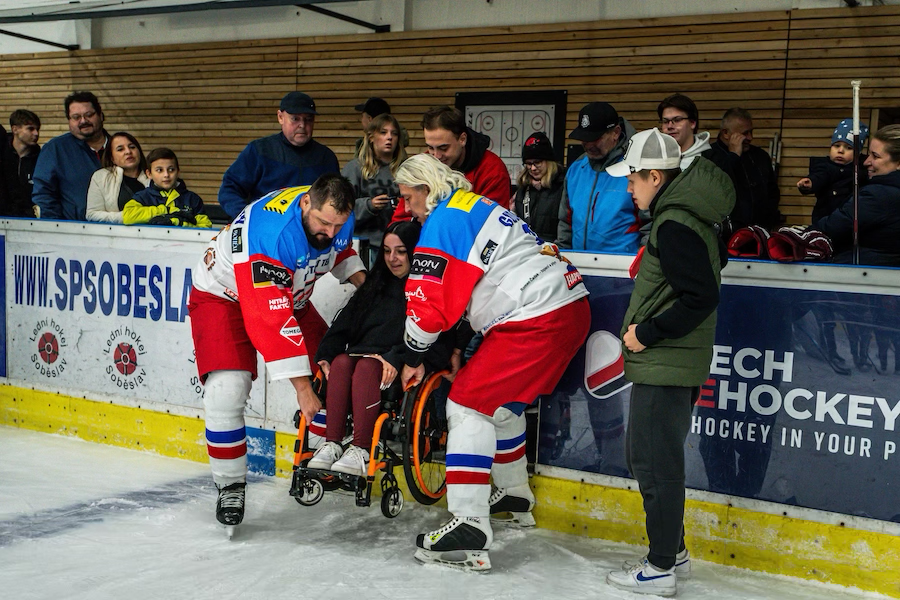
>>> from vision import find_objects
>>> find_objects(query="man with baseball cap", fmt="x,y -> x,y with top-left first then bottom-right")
557,102 -> 641,252
218,91 -> 339,218
604,128 -> 734,597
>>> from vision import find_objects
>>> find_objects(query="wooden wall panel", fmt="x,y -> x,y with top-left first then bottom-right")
0,6 -> 896,224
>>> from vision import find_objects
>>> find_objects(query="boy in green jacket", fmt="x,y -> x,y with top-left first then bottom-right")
605,128 -> 735,597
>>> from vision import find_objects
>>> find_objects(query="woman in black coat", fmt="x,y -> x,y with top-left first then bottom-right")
513,132 -> 566,242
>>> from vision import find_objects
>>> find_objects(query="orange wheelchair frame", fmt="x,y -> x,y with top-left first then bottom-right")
289,370 -> 449,518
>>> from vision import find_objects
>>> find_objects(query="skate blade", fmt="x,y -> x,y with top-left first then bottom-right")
490,511 -> 535,528
413,548 -> 491,572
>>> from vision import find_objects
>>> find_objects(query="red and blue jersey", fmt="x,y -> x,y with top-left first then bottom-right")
403,189 -> 588,360
193,186 -> 364,380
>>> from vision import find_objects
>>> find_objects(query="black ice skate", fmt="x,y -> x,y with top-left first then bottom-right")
216,482 -> 246,538
414,516 -> 493,572
489,484 -> 536,527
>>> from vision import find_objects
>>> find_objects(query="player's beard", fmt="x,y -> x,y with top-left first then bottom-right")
302,212 -> 333,251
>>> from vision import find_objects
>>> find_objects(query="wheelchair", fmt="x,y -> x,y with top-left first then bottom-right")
289,369 -> 449,518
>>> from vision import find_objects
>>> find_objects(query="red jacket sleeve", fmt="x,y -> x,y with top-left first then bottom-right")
389,198 -> 415,225
234,253 -> 311,379
403,247 -> 483,365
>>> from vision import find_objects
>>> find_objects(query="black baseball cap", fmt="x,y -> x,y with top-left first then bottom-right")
569,102 -> 619,142
280,92 -> 318,115
354,97 -> 390,117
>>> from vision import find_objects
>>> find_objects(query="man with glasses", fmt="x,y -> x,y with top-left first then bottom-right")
218,92 -> 339,219
556,102 -> 640,252
32,91 -> 110,220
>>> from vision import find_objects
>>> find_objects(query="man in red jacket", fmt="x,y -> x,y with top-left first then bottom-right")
391,106 -> 510,222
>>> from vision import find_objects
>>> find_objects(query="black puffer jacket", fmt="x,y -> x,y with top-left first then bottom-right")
811,169 -> 900,266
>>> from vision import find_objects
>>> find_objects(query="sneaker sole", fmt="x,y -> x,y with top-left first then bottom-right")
414,548 -> 491,572
606,574 -> 676,597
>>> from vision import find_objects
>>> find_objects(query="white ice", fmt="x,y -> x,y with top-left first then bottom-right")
0,426 -> 886,600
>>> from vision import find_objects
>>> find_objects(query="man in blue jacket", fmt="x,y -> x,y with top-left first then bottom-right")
32,91 -> 109,221
218,92 -> 340,219
556,102 -> 640,253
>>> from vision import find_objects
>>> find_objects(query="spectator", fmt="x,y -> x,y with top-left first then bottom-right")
32,91 -> 109,221
604,129 -> 734,596
342,113 -> 407,254
390,106 -> 510,222
810,124 -> 900,266
310,220 -> 452,476
86,132 -> 149,223
798,118 -> 870,222
122,148 -> 211,228
513,132 -> 565,242
557,102 -> 640,253
708,107 -> 782,233
396,154 -> 590,572
188,174 -> 365,529
0,123 -> 28,218
8,109 -> 41,215
657,94 -> 733,173
218,91 -> 339,219
353,97 -> 409,153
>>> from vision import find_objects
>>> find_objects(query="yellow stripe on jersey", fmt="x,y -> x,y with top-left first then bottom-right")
263,186 -> 310,214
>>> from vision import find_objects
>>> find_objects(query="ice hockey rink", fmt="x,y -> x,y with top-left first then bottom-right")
1,427 -> 886,600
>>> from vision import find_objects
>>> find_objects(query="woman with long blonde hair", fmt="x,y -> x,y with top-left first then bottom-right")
341,114 -> 408,257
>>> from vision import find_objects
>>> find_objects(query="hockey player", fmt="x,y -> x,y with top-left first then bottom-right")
188,174 -> 365,532
396,154 -> 590,571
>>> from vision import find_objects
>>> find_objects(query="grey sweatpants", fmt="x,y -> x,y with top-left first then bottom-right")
625,383 -> 697,570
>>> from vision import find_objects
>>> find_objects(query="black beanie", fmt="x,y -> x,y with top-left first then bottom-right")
522,132 -> 555,162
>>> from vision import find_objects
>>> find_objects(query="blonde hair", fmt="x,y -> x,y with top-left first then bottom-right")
358,114 -> 407,179
394,153 -> 471,217
516,160 -> 559,189
873,124 -> 900,162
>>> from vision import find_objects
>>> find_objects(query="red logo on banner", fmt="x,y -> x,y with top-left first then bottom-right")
114,343 -> 138,375
38,332 -> 59,364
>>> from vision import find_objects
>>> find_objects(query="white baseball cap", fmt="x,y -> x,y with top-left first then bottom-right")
606,128 -> 682,177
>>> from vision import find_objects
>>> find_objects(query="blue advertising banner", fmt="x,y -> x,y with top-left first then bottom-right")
540,274 -> 900,523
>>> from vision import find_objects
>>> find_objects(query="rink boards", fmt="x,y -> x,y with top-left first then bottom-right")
1,219 -> 898,598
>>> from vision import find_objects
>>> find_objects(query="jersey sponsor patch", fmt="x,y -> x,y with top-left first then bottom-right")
251,260 -> 292,288
480,240 -> 498,265
231,227 -> 243,253
584,330 -> 631,399
564,264 -> 583,290
280,316 -> 305,346
410,252 -> 448,283
406,286 -> 427,303
268,296 -> 291,311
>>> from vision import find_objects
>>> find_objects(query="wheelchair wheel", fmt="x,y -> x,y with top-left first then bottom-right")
294,477 -> 325,506
401,372 -> 447,505
381,487 -> 404,518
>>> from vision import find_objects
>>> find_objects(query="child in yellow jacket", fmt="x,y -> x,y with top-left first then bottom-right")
123,147 -> 212,228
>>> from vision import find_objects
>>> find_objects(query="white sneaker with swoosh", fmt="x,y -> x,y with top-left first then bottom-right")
606,558 -> 676,596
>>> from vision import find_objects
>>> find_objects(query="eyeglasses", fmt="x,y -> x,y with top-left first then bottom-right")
659,116 -> 690,126
523,160 -> 544,168
68,110 -> 97,122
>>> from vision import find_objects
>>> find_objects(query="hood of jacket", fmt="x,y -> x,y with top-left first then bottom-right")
459,126 -> 492,173
681,131 -> 712,166
652,156 -> 735,227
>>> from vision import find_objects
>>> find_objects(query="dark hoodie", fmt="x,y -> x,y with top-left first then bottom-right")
458,127 -> 512,206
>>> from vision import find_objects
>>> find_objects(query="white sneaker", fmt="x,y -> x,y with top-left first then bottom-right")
306,441 -> 342,470
489,484 -> 536,527
414,516 -> 493,572
607,558 -> 676,597
331,445 -> 369,477
623,548 -> 691,578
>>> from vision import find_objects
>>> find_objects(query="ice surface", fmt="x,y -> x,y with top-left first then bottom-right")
0,427 -> 886,600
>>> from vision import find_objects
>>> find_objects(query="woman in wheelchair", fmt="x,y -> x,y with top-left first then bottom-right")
307,220 -> 452,476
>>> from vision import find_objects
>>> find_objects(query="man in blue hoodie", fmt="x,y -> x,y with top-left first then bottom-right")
218,92 -> 339,219
32,91 -> 109,221
556,102 -> 640,253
